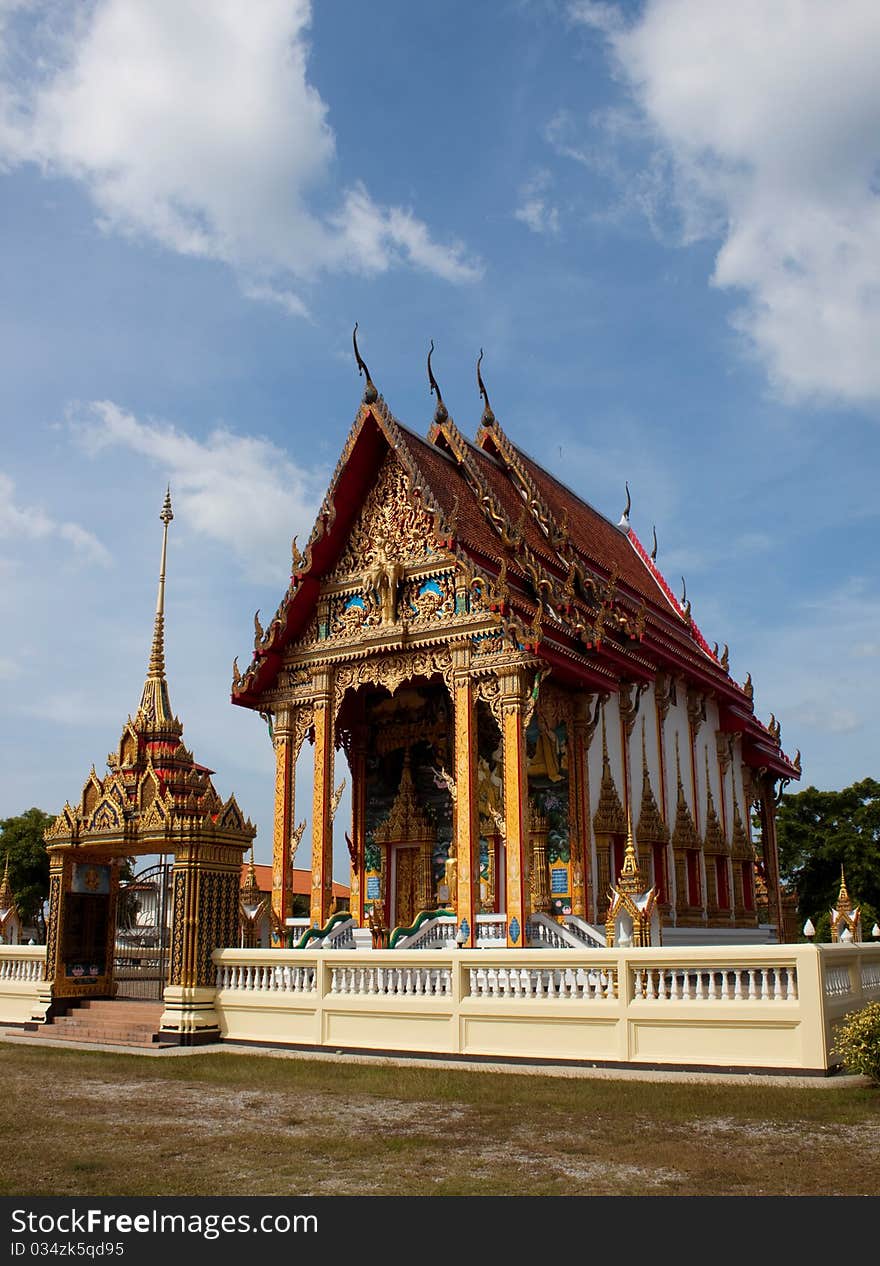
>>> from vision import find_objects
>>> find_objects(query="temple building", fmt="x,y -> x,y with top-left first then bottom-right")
232,340 -> 800,949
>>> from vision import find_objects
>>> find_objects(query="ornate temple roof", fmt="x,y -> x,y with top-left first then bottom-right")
231,349 -> 797,780
46,492 -> 255,853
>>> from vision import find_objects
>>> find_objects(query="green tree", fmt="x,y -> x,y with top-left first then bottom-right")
0,807 -> 54,942
776,779 -> 880,930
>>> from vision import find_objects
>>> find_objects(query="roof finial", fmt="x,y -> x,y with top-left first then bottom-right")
139,488 -> 174,724
680,576 -> 691,621
427,340 -> 447,422
0,853 -> 14,921
477,348 -> 494,424
837,865 -> 851,912
650,524 -> 658,561
618,481 -> 631,529
352,322 -> 378,404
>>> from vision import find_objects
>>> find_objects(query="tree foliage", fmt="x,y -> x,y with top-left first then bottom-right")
776,779 -> 880,925
0,807 -> 54,941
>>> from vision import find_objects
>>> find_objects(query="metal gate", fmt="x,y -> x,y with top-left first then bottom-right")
113,858 -> 172,1000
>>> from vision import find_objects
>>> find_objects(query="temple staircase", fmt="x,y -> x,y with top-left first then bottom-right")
527,912 -> 606,949
21,999 -> 169,1048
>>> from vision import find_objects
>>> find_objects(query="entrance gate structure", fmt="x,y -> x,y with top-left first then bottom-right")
41,492 -> 254,1042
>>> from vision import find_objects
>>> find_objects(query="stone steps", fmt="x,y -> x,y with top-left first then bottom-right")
28,1000 -> 170,1048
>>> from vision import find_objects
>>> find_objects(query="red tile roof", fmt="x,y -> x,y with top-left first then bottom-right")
241,863 -> 349,899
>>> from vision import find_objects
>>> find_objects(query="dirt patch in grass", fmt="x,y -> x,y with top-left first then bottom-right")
2,1045 -> 877,1196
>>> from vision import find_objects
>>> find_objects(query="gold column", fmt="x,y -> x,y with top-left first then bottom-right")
168,842 -> 245,988
420,840 -> 435,912
42,852 -> 66,987
349,721 -> 368,928
271,707 -> 294,946
570,696 -> 594,921
452,643 -> 478,946
500,666 -> 530,948
529,809 -> 551,913
310,668 -> 335,929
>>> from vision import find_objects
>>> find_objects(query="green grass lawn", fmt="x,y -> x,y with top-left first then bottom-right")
2,1044 -> 877,1196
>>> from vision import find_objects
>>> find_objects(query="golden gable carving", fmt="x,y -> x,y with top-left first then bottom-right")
330,453 -> 436,582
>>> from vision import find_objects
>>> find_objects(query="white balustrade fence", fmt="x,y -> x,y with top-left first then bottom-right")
0,952 -> 44,983
209,942 -> 880,1072
632,965 -> 798,1002
0,945 -> 48,1025
4,939 -> 879,1075
824,965 -> 853,999
468,964 -> 616,1000
475,915 -> 507,945
215,961 -> 316,993
329,965 -> 453,997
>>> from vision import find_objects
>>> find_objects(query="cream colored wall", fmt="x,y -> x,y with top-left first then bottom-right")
0,946 -> 48,1025
2,941 -> 877,1075
212,943 -> 880,1073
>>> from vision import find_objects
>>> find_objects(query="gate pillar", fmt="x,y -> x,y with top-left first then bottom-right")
159,839 -> 249,1044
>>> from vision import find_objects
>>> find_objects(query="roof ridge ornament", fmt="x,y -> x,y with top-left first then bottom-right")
352,322 -> 378,404
427,340 -> 447,423
477,348 -> 494,424
618,481 -> 631,530
650,524 -> 658,561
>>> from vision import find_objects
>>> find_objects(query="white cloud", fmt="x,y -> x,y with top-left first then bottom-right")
0,1 -> 481,306
514,171 -> 560,236
241,281 -> 311,321
69,400 -> 324,584
0,471 -> 110,564
569,0 -> 880,407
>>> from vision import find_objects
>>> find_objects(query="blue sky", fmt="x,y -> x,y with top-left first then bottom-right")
2,0 -> 878,878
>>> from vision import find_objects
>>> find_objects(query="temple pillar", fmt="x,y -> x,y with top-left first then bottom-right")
570,696 -> 595,922
758,773 -> 786,943
271,707 -> 295,947
499,666 -> 530,948
161,839 -> 246,1044
452,643 -> 479,947
348,720 -> 368,928
310,668 -> 335,929
529,808 -> 551,914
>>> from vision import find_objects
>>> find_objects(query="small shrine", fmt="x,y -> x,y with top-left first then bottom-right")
605,815 -> 660,947
0,857 -> 23,945
42,491 -> 255,1041
830,868 -> 862,944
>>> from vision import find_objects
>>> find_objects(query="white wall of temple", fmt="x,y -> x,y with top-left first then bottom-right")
576,679 -> 760,926
662,683 -> 693,829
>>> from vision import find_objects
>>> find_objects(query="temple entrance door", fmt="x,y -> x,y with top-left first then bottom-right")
113,858 -> 173,1000
392,846 -> 421,929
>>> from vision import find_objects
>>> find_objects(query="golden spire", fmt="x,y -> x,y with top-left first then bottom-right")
637,717 -> 668,844
245,846 -> 258,890
617,807 -> 646,893
138,487 -> 175,726
836,865 -> 852,914
0,854 -> 15,920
